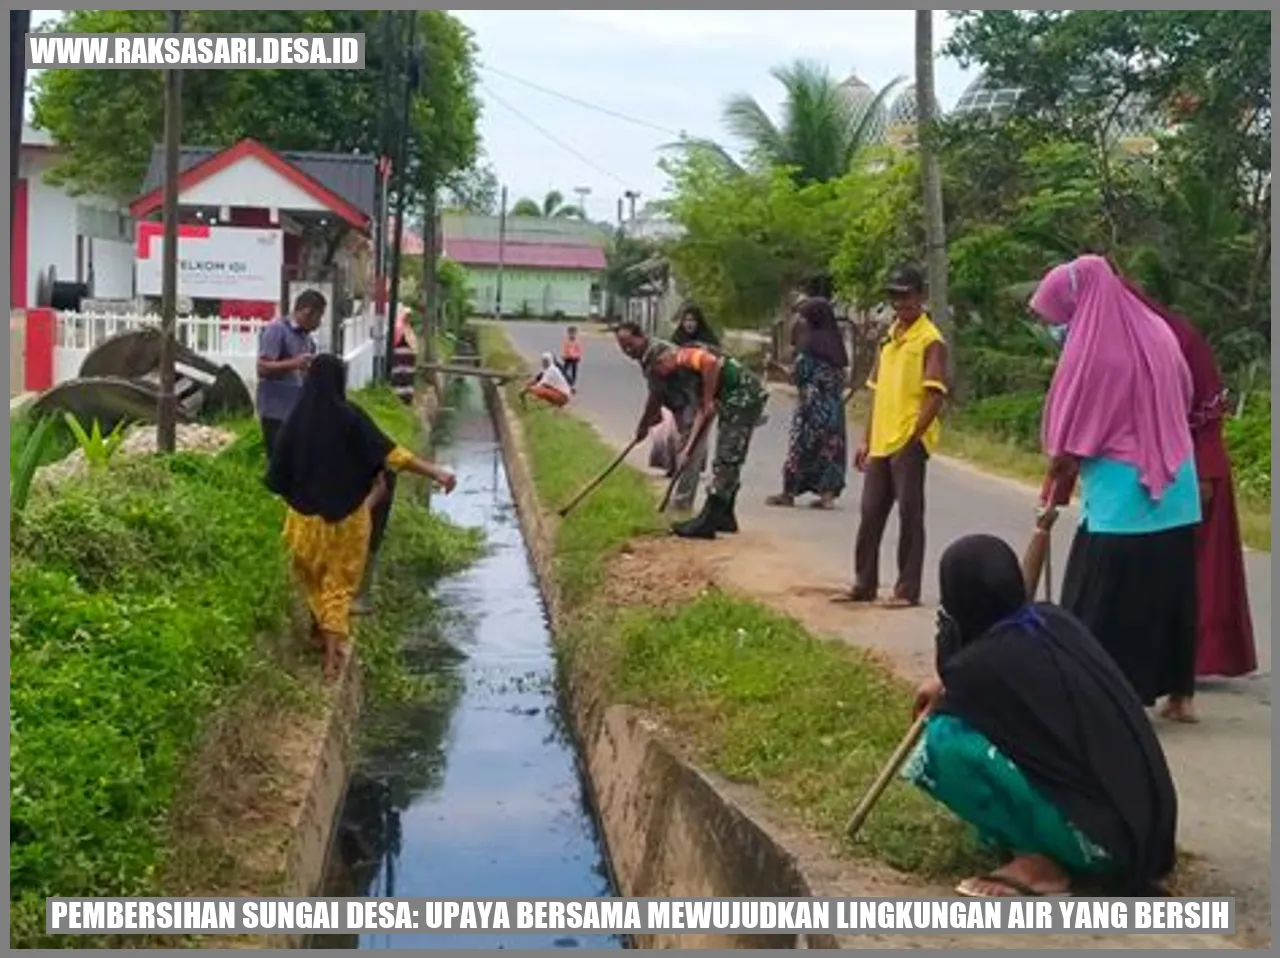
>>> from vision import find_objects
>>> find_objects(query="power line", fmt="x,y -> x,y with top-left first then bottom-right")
480,63 -> 683,138
480,83 -> 631,188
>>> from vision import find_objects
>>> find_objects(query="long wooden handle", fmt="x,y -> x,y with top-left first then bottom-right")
846,711 -> 929,840
556,439 -> 641,518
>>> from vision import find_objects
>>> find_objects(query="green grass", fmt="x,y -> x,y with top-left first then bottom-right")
9,390 -> 478,948
477,323 -> 985,879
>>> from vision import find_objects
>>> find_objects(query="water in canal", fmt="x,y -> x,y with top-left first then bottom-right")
314,382 -> 621,949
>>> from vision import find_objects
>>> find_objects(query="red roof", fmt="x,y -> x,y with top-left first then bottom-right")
443,239 -> 605,271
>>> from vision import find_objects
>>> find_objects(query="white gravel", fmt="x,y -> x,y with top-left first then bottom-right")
35,423 -> 238,487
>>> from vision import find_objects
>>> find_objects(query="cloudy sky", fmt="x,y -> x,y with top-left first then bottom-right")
29,10 -> 978,215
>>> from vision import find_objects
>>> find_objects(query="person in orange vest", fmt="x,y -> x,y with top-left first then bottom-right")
560,325 -> 583,390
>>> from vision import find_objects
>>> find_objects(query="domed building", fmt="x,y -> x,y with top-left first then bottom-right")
949,71 -> 1161,154
950,72 -> 1024,120
884,84 -> 918,149
836,70 -> 889,146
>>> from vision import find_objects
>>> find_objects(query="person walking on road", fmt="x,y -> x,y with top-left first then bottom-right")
766,278 -> 849,510
266,354 -> 456,680
839,263 -> 949,608
560,325 -> 583,389
1120,275 -> 1257,685
615,321 -> 767,539
256,289 -> 325,456
665,303 -> 720,511
1030,254 -> 1201,723
908,535 -> 1177,898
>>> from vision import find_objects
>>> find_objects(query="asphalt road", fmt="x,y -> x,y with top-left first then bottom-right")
498,321 -> 1272,933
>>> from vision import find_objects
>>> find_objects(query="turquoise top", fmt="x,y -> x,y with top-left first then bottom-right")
1078,456 -> 1201,535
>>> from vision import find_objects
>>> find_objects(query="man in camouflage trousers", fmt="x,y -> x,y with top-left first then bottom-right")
615,321 -> 768,539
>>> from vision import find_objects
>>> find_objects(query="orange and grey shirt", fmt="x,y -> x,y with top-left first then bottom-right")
866,314 -> 948,457
561,337 -> 582,361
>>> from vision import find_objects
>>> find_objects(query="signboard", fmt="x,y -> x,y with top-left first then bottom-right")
135,223 -> 283,302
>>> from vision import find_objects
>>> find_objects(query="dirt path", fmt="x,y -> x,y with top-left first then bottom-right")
493,321 -> 1271,943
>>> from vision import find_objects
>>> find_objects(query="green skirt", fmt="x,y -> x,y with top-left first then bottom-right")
902,713 -> 1113,874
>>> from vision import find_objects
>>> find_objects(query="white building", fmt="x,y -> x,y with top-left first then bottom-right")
12,124 -> 135,309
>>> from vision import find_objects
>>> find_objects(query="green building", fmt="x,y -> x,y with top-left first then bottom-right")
441,213 -> 607,320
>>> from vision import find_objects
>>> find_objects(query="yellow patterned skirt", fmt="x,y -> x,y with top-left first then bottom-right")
283,504 -> 373,640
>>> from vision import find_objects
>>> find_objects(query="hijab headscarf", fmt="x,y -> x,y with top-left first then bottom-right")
1030,254 -> 1194,499
265,353 -> 396,521
934,535 -> 1178,893
672,304 -> 721,348
794,296 -> 849,370
537,352 -> 572,396
1117,276 -> 1230,481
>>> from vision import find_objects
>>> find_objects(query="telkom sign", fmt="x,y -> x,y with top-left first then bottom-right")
135,223 -> 283,302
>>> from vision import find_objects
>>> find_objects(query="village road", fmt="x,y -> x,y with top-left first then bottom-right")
495,320 -> 1272,937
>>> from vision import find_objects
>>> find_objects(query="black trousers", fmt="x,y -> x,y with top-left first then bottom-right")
561,358 -> 580,387
260,417 -> 284,459
853,440 -> 928,603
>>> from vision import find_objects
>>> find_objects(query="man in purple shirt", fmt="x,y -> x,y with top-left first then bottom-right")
256,289 -> 325,455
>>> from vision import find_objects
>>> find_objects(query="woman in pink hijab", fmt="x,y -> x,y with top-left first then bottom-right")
1030,255 -> 1202,722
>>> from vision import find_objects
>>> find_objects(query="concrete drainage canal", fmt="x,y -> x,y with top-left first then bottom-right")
312,378 -> 624,950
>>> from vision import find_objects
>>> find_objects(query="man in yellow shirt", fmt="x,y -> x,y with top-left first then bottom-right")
842,263 -> 949,607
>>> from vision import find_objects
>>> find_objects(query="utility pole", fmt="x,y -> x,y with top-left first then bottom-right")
494,186 -> 507,320
157,9 -> 183,453
615,197 -> 623,228
573,185 -> 591,220
384,11 -> 418,381
10,11 -> 30,241
373,11 -> 395,316
624,189 -> 640,224
915,10 -> 952,356
420,190 -> 439,365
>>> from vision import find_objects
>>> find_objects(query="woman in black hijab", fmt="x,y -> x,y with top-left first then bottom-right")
672,302 -> 721,348
266,354 -> 457,679
905,534 -> 1177,898
767,276 -> 850,509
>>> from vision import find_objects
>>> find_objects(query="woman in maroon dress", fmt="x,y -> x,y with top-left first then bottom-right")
1119,277 -> 1257,682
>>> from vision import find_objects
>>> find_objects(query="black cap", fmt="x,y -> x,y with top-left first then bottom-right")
885,263 -> 926,294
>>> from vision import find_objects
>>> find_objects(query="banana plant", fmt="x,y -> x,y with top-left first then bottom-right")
10,413 -> 59,519
63,413 -> 128,469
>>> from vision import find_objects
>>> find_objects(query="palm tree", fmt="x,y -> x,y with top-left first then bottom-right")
674,60 -> 903,185
510,189 -> 583,219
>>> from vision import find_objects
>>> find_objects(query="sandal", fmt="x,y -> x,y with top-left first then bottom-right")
880,596 -> 918,609
811,496 -> 837,510
832,587 -> 877,604
956,873 -> 1070,898
765,494 -> 795,507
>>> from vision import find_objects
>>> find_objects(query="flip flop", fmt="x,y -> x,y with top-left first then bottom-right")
810,498 -> 836,510
956,874 -> 1071,898
879,596 -> 919,609
765,494 -> 795,508
831,589 -> 877,604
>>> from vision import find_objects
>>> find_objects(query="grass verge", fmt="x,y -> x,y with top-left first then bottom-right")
9,389 -> 478,947
478,323 -> 984,881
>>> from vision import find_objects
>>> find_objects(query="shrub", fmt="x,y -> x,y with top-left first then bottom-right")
1224,394 -> 1270,502
951,392 -> 1045,450
957,346 -> 1055,400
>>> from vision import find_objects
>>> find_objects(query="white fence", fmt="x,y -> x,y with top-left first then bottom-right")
55,310 -> 382,394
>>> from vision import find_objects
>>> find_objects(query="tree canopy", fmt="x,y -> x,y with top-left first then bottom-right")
672,59 -> 902,186
31,9 -> 481,208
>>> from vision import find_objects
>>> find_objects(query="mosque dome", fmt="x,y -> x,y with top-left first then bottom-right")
887,84 -> 918,129
837,70 -> 889,144
950,72 -> 1024,120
